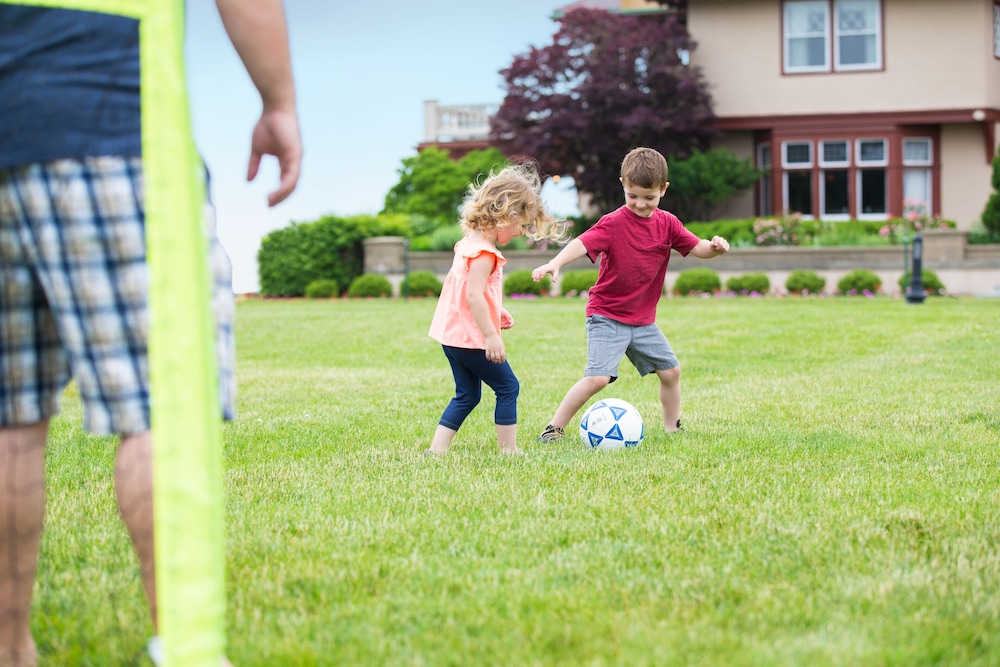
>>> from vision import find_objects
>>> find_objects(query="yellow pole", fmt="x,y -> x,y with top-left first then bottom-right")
0,2 -> 226,665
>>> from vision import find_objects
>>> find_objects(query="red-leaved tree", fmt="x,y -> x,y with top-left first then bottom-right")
490,7 -> 717,212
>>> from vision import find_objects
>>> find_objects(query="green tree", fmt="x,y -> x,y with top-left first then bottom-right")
665,149 -> 763,222
382,146 -> 508,227
980,150 -> 1000,236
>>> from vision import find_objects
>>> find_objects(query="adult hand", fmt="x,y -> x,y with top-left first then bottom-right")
247,107 -> 302,207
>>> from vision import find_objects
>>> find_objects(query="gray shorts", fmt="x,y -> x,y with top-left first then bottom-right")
0,156 -> 235,435
584,314 -> 679,380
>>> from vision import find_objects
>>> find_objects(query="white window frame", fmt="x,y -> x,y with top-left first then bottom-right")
783,1 -> 830,73
818,139 -> 850,167
783,171 -> 815,220
833,0 -> 882,71
903,137 -> 934,216
820,170 -> 851,221
782,140 -> 813,168
855,169 -> 886,220
902,137 -> 932,167
855,138 -> 888,166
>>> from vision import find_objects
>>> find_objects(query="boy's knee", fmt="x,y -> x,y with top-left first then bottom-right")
582,375 -> 613,391
657,366 -> 681,384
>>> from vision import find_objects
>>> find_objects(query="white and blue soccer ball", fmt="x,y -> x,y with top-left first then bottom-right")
579,398 -> 644,450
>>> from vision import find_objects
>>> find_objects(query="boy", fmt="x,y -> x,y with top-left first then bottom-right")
530,147 -> 729,441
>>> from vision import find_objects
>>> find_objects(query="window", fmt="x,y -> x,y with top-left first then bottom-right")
769,134 -> 934,220
995,3 -> 1000,58
785,172 -> 814,216
856,138 -> 887,217
903,138 -> 933,214
857,139 -> 887,166
819,140 -> 850,217
784,1 -> 829,72
835,0 -> 881,70
782,141 -> 814,216
784,0 -> 882,73
782,141 -> 813,167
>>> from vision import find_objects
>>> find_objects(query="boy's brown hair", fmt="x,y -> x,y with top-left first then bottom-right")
620,147 -> 669,190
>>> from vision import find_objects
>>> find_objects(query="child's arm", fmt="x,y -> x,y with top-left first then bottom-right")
689,235 -> 730,259
532,237 -> 589,283
500,308 -> 514,330
467,253 -> 507,363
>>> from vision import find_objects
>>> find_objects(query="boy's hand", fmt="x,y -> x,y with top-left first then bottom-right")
710,236 -> 730,255
532,263 -> 558,283
500,309 -> 514,330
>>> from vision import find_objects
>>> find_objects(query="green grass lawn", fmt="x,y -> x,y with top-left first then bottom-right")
35,296 -> 1000,666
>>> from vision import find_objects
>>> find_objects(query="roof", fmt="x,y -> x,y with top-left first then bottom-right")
552,0 -> 670,17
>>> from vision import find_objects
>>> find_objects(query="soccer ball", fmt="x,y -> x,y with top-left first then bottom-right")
579,398 -> 644,450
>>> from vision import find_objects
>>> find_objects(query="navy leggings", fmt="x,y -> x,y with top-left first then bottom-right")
438,345 -> 519,430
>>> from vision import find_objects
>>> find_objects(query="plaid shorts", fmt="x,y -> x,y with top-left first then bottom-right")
0,156 -> 235,435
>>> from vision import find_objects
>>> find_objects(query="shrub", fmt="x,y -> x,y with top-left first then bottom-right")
980,151 -> 1000,236
898,269 -> 946,296
726,273 -> 770,295
347,273 -> 393,298
257,213 -> 411,297
304,278 -> 339,299
504,269 -> 550,297
837,269 -> 881,295
672,267 -> 721,295
428,224 -> 464,251
785,270 -> 826,295
560,269 -> 599,295
665,148 -> 764,223
402,271 -> 443,297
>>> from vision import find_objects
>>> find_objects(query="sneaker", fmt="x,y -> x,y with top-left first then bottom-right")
537,424 -> 565,442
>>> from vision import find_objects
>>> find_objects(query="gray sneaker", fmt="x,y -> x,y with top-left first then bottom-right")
537,424 -> 565,442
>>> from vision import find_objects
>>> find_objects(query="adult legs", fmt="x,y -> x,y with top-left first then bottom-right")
115,432 -> 156,632
0,422 -> 47,667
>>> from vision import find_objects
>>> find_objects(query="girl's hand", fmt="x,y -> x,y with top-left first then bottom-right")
500,309 -> 514,330
485,334 -> 506,364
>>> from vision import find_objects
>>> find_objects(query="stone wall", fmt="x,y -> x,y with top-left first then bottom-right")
363,230 -> 1000,297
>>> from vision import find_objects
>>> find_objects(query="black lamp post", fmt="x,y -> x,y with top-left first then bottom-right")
906,233 -> 926,304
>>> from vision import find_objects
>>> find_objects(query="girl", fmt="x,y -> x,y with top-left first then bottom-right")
426,163 -> 565,455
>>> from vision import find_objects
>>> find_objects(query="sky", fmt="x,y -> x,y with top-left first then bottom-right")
184,1 -> 581,293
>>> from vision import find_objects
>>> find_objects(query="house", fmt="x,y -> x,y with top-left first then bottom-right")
683,0 -> 1000,229
420,0 -> 1000,230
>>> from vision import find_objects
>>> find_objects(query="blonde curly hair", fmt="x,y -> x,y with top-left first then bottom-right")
460,163 -> 567,242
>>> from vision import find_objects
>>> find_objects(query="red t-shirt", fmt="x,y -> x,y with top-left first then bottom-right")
578,206 -> 700,326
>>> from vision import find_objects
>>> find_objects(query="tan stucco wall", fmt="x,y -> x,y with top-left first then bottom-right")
706,131 -> 757,220
688,0 -> 1000,118
940,123 -> 995,228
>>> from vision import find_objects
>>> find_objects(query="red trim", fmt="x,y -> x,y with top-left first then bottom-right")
984,120 -> 997,163
717,108 -> 1000,132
